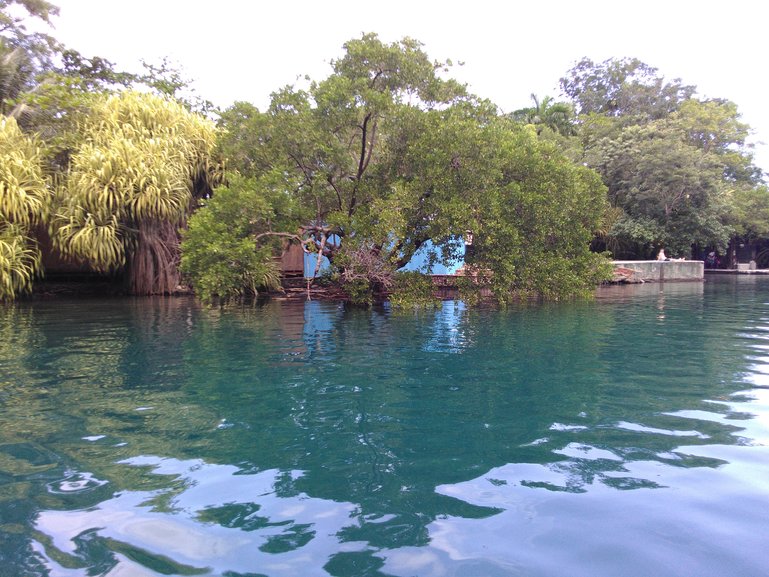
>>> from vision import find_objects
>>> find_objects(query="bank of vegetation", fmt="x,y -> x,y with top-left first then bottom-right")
1,1 -> 766,304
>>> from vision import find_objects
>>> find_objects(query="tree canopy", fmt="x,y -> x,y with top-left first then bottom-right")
52,91 -> 219,294
3,0 -> 766,302
184,34 -> 611,303
557,57 -> 764,260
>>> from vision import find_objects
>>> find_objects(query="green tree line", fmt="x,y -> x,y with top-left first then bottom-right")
1,1 -> 765,302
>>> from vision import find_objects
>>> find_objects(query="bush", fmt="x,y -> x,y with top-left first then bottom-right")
180,175 -> 290,302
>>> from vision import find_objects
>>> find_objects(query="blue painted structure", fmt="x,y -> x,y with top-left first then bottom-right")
399,238 -> 465,275
301,237 -> 466,278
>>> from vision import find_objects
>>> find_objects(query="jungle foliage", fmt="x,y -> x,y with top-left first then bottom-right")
2,0 -> 766,302
0,115 -> 48,299
1,1 -> 220,298
558,57 -> 764,260
52,91 -> 219,294
188,34 -> 612,303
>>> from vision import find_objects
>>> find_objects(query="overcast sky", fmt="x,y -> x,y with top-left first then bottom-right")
48,0 -> 768,174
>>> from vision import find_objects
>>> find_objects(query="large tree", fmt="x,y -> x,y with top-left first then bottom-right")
588,122 -> 732,257
563,58 -> 763,259
560,57 -> 696,122
188,34 -> 611,302
52,91 -> 219,294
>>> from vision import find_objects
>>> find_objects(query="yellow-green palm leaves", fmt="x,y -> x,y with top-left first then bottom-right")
0,116 -> 49,299
53,91 -> 218,294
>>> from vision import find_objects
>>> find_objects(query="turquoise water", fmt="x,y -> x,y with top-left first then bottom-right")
1,277 -> 769,576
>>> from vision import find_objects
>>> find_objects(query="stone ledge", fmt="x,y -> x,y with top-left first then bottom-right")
612,260 -> 704,282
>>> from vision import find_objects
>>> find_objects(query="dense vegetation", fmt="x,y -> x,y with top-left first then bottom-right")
560,58 -> 766,260
198,34 -> 610,303
1,1 -> 766,302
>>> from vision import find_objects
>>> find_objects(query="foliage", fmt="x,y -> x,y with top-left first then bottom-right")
560,57 -> 695,122
0,0 -> 59,103
0,221 -> 40,298
0,0 -> 68,129
510,94 -> 576,136
563,58 -> 764,259
462,126 -> 613,301
0,114 -> 48,298
11,52 -> 133,170
0,39 -> 30,115
210,34 -> 612,302
138,56 -> 216,115
51,91 -> 219,294
218,34 -> 468,266
587,123 -> 732,256
388,271 -> 439,308
729,185 -> 769,240
180,174 -> 298,302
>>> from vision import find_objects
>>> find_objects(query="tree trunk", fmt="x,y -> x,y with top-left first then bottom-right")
126,220 -> 182,295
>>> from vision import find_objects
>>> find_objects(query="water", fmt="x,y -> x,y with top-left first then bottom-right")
1,277 -> 769,577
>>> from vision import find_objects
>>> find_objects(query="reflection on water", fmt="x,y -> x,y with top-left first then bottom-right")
1,279 -> 769,576
35,458 -> 358,576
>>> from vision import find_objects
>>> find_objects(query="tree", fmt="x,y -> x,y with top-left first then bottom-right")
563,58 -> 764,259
138,56 -> 215,115
587,116 -> 742,257
0,41 -> 29,114
0,114 -> 49,299
214,34 -> 470,295
560,57 -> 695,122
181,174 -> 299,302
510,94 -> 576,136
0,0 -> 59,113
199,34 -> 612,302
462,121 -> 612,300
51,91 -> 219,294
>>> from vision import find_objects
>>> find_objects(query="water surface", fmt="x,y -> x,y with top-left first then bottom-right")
1,277 -> 768,576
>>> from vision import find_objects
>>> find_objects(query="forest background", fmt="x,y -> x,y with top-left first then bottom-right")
1,0 -> 767,303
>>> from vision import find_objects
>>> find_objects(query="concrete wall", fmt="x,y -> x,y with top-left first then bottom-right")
613,260 -> 704,282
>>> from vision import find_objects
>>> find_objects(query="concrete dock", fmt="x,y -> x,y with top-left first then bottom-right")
612,260 -> 704,283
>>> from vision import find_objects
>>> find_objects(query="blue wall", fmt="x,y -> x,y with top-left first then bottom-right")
302,238 -> 465,278
398,238 -> 465,275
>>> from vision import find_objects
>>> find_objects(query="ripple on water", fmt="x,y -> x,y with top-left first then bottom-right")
4,280 -> 769,576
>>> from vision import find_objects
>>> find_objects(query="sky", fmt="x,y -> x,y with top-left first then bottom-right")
45,0 -> 768,174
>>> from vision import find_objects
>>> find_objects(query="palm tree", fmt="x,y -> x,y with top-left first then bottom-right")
511,94 -> 577,136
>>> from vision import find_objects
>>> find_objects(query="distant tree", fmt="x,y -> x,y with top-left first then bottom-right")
729,185 -> 769,241
563,58 -> 764,259
510,94 -> 576,136
560,57 -> 695,122
587,110 -> 748,257
595,128 -> 729,256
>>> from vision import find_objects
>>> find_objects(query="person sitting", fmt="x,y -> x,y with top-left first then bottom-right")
657,248 -> 667,261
